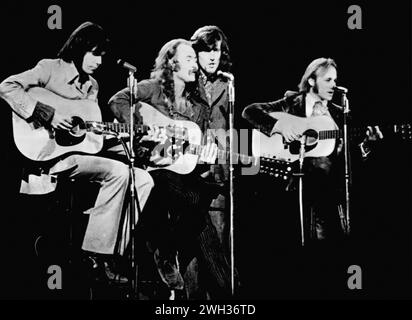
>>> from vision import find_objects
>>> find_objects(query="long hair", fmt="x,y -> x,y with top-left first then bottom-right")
150,39 -> 198,114
298,58 -> 337,93
190,25 -> 232,72
57,21 -> 109,76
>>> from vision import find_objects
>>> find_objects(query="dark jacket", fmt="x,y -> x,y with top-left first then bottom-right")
194,76 -> 229,131
242,93 -> 343,137
242,93 -> 367,163
242,93 -> 371,202
194,76 -> 230,184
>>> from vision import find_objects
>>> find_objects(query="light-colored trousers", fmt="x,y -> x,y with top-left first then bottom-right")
62,154 -> 154,254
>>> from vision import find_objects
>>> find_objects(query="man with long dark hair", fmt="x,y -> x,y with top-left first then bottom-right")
109,38 -> 219,292
0,22 -> 154,282
187,25 -> 239,298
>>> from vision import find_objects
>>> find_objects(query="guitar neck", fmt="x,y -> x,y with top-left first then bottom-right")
318,129 -> 341,140
318,123 -> 412,141
84,121 -> 149,134
349,123 -> 412,141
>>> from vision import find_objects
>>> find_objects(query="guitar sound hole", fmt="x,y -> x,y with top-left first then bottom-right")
288,129 -> 319,155
154,137 -> 187,160
69,116 -> 85,137
169,138 -> 188,159
304,129 -> 318,146
55,116 -> 86,146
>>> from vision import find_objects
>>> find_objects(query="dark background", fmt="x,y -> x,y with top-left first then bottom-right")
0,1 -> 410,299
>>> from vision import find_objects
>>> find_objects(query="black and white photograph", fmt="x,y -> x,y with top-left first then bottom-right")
0,1 -> 410,305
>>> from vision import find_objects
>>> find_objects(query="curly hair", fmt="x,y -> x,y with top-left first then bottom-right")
298,58 -> 337,93
190,25 -> 232,73
150,39 -> 198,116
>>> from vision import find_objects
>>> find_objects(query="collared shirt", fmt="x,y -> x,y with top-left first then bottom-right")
0,58 -> 99,194
199,70 -> 214,107
305,93 -> 328,117
0,58 -> 98,120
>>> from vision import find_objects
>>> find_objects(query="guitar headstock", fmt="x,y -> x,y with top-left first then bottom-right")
259,157 -> 293,181
394,123 -> 412,141
351,123 -> 412,143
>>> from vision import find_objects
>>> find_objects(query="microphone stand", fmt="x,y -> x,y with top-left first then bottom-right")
296,136 -> 306,246
227,77 -> 236,296
341,92 -> 351,235
120,70 -> 141,299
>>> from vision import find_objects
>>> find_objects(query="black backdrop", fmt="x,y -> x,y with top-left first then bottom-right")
0,1 -> 411,299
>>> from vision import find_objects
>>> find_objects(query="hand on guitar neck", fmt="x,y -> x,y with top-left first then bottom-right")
199,135 -> 218,164
252,113 -> 393,162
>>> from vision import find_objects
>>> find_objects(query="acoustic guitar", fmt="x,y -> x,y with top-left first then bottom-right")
252,112 -> 412,162
11,88 -> 294,180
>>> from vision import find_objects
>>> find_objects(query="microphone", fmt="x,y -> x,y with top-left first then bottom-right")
217,70 -> 234,81
334,86 -> 348,93
117,59 -> 137,73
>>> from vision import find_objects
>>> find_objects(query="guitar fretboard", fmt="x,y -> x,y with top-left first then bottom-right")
318,130 -> 341,140
84,121 -> 148,134
83,121 -> 189,137
318,123 -> 411,141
